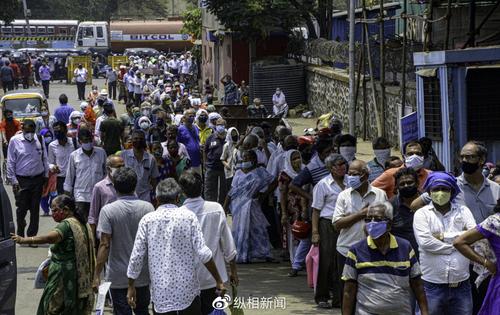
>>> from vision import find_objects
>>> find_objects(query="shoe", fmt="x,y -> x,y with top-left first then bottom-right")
317,301 -> 332,309
288,269 -> 299,277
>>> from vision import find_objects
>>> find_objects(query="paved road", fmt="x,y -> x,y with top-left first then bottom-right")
5,80 -> 341,314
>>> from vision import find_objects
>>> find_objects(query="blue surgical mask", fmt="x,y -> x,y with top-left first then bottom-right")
81,142 -> 93,151
241,161 -> 253,169
347,175 -> 362,189
216,125 -> 226,134
405,154 -> 424,170
365,221 -> 388,239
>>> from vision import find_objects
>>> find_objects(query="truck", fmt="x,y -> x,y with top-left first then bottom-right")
75,20 -> 193,54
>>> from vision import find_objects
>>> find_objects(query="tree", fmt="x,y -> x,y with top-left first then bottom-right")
181,5 -> 202,40
204,0 -> 305,40
0,0 -> 21,24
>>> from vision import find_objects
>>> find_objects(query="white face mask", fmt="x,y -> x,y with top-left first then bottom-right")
340,146 -> 356,162
374,149 -> 391,166
405,154 -> 424,170
72,118 -> 81,125
140,122 -> 150,130
23,132 -> 35,142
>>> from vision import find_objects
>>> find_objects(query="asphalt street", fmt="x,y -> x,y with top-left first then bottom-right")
4,79 -> 341,315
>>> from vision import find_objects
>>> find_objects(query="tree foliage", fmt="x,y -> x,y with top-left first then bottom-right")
181,5 -> 202,40
204,0 -> 305,40
0,0 -> 21,24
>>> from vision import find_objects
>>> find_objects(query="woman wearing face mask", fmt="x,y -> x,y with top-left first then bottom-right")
163,140 -> 191,180
11,195 -> 96,315
35,105 -> 57,136
279,150 -> 309,276
137,116 -> 151,144
39,128 -> 58,216
454,199 -> 500,315
67,111 -> 83,139
221,127 -> 240,190
223,150 -> 276,263
196,109 -> 212,148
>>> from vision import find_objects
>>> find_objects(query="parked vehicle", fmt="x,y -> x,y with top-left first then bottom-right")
0,183 -> 16,315
0,90 -> 47,121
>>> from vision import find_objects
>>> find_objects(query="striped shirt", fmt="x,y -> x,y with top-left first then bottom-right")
291,155 -> 329,188
342,234 -> 421,315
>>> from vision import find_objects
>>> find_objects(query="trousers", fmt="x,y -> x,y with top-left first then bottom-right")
15,174 -> 44,237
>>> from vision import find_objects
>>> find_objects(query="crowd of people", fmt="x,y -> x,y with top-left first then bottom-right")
1,57 -> 500,315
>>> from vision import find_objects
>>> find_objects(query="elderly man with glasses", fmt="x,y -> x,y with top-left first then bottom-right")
342,201 -> 429,315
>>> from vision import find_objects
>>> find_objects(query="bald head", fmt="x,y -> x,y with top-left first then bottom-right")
349,160 -> 368,174
106,155 -> 125,169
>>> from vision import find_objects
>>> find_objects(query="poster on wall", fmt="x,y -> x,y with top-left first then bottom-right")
400,111 -> 419,149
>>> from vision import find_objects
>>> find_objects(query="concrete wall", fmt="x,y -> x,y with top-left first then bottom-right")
306,65 -> 416,147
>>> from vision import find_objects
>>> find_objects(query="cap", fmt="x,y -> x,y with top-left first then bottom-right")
100,89 -> 108,96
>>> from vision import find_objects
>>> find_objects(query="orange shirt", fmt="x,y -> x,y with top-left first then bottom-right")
0,119 -> 22,142
371,165 -> 431,199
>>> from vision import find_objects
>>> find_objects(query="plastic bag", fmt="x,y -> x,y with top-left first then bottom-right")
306,245 -> 319,289
34,258 -> 51,289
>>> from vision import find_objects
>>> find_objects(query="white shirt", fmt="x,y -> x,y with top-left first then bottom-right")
181,59 -> 192,74
272,92 -> 286,107
63,147 -> 107,202
183,197 -> 237,290
312,174 -> 346,220
133,76 -> 142,94
127,204 -> 213,314
74,68 -> 88,82
332,185 -> 388,256
413,202 -> 476,284
168,59 -> 179,70
48,138 -> 76,177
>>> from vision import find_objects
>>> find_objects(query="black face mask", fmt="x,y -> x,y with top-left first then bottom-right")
461,161 -> 480,175
198,116 -> 208,123
399,185 -> 418,198
232,135 -> 239,142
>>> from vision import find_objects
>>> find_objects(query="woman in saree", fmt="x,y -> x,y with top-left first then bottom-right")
11,195 -> 96,315
224,149 -> 276,263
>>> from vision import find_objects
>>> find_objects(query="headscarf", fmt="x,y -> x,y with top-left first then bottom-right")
423,171 -> 461,201
225,127 -> 239,146
69,110 -> 82,121
208,112 -> 221,127
283,150 -> 303,179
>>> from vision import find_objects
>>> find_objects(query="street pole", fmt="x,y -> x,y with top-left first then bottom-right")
379,0 -> 386,137
401,0 -> 407,117
22,0 -> 31,36
348,0 -> 356,136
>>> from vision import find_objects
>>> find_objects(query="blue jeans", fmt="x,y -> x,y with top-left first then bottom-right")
110,286 -> 150,315
423,280 -> 472,315
292,238 -> 311,270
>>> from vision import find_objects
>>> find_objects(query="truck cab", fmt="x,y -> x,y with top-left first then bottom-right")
75,21 -> 109,53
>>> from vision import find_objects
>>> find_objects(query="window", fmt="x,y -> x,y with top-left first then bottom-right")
47,26 -> 55,34
37,26 -> 46,34
83,27 -> 94,38
13,26 -> 24,34
467,68 -> 500,140
96,26 -> 104,38
59,27 -> 68,35
422,76 -> 443,141
29,26 -> 37,34
1,26 -> 12,34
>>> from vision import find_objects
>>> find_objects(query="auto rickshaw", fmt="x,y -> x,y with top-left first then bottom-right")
0,89 -> 46,122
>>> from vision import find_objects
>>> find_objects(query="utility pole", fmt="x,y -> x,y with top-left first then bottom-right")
348,0 -> 356,135
379,0 -> 386,136
401,0 -> 407,117
22,0 -> 31,36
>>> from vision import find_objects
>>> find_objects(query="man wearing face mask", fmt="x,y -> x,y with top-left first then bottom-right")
333,160 -> 387,298
7,119 -> 49,240
311,154 -> 347,308
88,155 -> 124,237
367,137 -> 391,182
204,118 -> 228,205
0,109 -> 21,160
48,121 -> 77,195
413,172 -> 476,315
120,130 -> 159,202
74,63 -> 88,101
337,134 -> 357,164
372,140 -> 431,199
99,103 -> 124,156
64,127 -> 107,222
178,109 -> 201,173
342,202 -> 429,315
196,109 -> 213,149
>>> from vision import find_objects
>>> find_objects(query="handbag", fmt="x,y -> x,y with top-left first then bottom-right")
228,285 -> 244,315
291,218 -> 311,239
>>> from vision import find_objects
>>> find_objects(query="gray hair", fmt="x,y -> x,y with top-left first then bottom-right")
156,178 -> 182,204
368,201 -> 394,220
324,153 -> 347,169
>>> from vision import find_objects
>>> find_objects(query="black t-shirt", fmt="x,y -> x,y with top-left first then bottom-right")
100,117 -> 124,155
204,133 -> 225,170
390,196 -> 419,258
